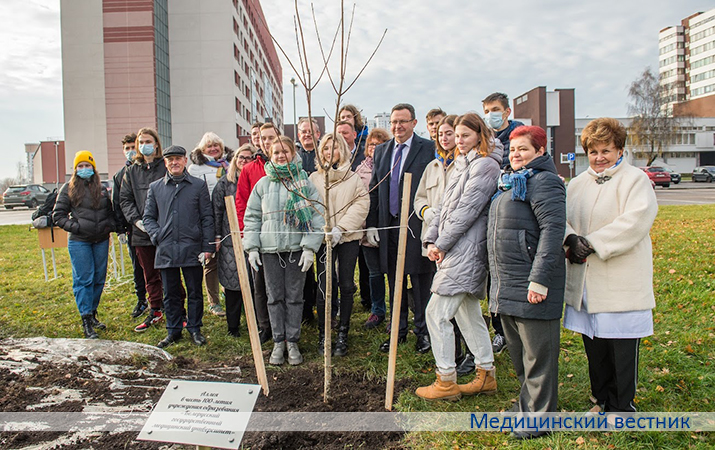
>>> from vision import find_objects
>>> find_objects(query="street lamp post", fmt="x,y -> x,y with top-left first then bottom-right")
290,77 -> 297,141
54,141 -> 60,190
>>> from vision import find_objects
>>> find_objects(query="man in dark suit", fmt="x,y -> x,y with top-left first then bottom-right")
365,103 -> 436,354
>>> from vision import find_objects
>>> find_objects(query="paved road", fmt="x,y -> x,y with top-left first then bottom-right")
1,183 -> 714,225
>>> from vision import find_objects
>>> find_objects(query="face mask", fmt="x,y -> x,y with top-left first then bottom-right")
125,150 -> 136,162
77,168 -> 94,179
486,111 -> 505,130
139,143 -> 155,156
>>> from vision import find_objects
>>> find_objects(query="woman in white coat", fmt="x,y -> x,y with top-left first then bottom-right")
309,133 -> 369,357
563,117 -> 658,413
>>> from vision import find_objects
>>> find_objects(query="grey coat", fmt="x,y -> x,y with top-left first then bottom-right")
143,172 -> 215,269
212,175 -> 240,291
423,141 -> 502,297
487,155 -> 566,320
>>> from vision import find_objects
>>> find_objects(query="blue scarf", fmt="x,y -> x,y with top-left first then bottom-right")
435,149 -> 455,167
206,158 -> 229,179
492,168 -> 539,201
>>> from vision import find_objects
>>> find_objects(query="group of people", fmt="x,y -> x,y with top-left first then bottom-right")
52,92 -> 658,440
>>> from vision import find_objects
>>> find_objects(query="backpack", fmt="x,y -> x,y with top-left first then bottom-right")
31,188 -> 58,229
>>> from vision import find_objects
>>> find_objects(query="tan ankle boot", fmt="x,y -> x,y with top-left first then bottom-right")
415,371 -> 462,401
459,367 -> 497,396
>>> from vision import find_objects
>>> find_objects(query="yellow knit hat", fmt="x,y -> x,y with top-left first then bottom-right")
73,150 -> 96,170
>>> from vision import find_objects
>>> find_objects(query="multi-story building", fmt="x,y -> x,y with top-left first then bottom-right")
60,0 -> 282,180
573,117 -> 715,175
660,8 -> 715,115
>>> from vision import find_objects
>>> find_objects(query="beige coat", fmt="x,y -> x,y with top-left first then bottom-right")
564,160 -> 658,313
309,163 -> 369,244
414,157 -> 456,256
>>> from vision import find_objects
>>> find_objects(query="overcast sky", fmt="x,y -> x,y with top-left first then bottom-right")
1,0 -> 713,180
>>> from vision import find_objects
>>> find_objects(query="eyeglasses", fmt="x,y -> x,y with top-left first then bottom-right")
238,155 -> 254,161
367,142 -> 379,147
390,120 -> 413,126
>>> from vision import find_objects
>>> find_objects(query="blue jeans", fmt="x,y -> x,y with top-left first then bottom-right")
68,239 -> 109,316
361,245 -> 386,317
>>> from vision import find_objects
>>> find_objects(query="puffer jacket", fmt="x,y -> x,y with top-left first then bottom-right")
309,163 -> 369,244
53,181 -> 116,243
143,172 -> 215,269
423,140 -> 502,297
487,155 -> 566,320
188,147 -> 235,198
414,157 -> 456,256
120,157 -> 167,246
243,169 -> 325,254
213,175 -> 240,291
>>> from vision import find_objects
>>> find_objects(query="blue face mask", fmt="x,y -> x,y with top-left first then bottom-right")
486,111 -> 505,130
77,168 -> 94,179
125,150 -> 136,161
139,143 -> 155,156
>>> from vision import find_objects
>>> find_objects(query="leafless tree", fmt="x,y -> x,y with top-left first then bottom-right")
627,67 -> 682,166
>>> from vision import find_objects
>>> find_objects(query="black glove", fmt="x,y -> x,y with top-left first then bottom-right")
572,236 -> 594,261
564,234 -> 579,249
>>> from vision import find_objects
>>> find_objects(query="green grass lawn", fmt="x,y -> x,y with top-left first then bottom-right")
0,204 -> 713,449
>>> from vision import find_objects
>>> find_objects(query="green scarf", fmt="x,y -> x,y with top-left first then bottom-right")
264,158 -> 316,232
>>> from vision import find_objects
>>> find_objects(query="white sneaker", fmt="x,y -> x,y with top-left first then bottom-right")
492,334 -> 506,355
269,341 -> 285,365
287,342 -> 303,365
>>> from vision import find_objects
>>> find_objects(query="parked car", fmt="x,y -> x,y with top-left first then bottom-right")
639,167 -> 670,188
3,184 -> 52,209
661,167 -> 681,184
692,166 -> 715,183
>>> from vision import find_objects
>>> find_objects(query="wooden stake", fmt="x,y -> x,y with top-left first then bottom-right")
385,173 -> 412,411
225,197 -> 269,396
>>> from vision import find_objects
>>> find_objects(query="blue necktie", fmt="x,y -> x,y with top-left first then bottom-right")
390,143 -> 406,216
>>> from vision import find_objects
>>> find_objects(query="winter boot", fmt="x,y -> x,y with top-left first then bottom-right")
81,315 -> 98,339
415,371 -> 462,401
287,342 -> 303,365
91,311 -> 106,330
269,341 -> 285,365
458,367 -> 497,396
334,327 -> 349,357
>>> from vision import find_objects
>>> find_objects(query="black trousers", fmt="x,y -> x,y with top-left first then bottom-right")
316,241 -> 360,331
251,264 -> 271,333
302,264 -> 317,320
358,247 -> 370,304
387,216 -> 434,338
224,288 -> 243,333
127,240 -> 146,301
582,335 -> 640,412
161,266 -> 203,335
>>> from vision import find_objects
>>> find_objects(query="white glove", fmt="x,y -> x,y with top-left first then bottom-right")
366,227 -> 380,246
298,250 -> 314,272
117,233 -> 127,245
248,251 -> 262,272
330,227 -> 342,247
198,252 -> 212,266
135,220 -> 147,233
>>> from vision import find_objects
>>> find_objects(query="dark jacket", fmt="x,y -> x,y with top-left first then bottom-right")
53,181 -> 116,243
213,175 -> 240,291
487,154 -> 566,320
366,134 -> 436,274
297,143 -> 317,175
496,120 -> 525,169
143,172 -> 215,269
119,157 -> 167,246
112,162 -> 131,233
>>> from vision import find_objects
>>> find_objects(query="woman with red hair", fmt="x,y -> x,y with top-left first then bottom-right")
486,125 -> 566,439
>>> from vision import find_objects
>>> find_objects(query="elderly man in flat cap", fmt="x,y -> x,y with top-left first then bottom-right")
143,145 -> 215,348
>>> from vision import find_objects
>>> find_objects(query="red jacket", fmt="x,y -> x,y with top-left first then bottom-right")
236,153 -> 267,230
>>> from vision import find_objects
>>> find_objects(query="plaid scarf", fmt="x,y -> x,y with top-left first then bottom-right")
493,168 -> 539,201
264,159 -> 316,232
